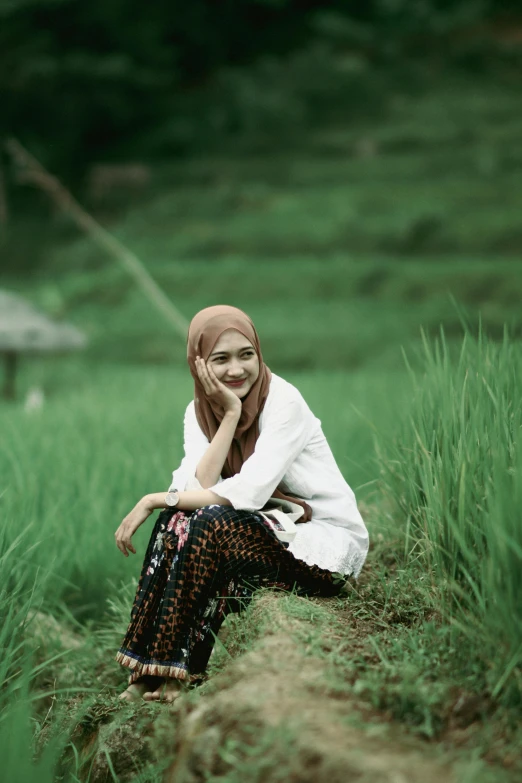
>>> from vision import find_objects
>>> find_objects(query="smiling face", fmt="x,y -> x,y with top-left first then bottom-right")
208,328 -> 260,398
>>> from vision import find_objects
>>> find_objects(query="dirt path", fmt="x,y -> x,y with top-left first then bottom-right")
164,595 -> 456,783
71,591 -> 512,782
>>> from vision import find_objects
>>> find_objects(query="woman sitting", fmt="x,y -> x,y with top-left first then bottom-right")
115,305 -> 369,702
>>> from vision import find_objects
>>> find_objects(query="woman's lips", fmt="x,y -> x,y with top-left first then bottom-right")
224,379 -> 247,387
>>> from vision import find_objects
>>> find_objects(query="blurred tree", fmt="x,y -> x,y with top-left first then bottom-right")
0,0 -> 519,176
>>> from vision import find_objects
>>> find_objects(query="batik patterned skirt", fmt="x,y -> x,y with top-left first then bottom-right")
116,504 -> 343,684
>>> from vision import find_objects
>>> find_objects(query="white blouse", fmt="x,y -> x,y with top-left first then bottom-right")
169,373 -> 369,577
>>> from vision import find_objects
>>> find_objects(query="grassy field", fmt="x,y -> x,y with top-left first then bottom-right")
2,333 -> 522,781
1,78 -> 522,780
0,363 -> 399,613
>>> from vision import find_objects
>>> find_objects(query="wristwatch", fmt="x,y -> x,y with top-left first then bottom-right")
165,488 -> 180,508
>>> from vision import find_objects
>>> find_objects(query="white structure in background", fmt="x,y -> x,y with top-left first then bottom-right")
24,386 -> 45,413
0,289 -> 87,399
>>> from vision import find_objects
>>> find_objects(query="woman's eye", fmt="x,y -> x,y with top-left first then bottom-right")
212,352 -> 253,363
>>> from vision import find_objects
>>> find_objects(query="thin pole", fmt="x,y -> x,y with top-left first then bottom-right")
2,351 -> 17,399
4,138 -> 188,340
0,155 -> 8,227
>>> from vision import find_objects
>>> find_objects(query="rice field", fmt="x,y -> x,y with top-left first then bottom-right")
1,326 -> 521,780
0,363 -> 398,614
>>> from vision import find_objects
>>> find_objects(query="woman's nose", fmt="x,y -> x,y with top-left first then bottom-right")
227,361 -> 244,377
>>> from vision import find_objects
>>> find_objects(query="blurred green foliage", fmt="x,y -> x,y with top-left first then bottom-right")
3,79 -> 521,373
2,0 -> 522,172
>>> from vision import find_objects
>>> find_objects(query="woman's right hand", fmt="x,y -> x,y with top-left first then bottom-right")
196,356 -> 242,415
114,497 -> 153,557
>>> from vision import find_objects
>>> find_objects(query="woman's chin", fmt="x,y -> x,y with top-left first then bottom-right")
237,385 -> 252,399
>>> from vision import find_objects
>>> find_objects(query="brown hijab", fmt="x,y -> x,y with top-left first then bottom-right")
187,305 -> 312,521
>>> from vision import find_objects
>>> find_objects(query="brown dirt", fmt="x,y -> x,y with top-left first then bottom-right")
66,590 -> 515,782
164,594 -> 455,783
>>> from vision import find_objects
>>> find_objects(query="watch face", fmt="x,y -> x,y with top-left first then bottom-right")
165,490 -> 179,507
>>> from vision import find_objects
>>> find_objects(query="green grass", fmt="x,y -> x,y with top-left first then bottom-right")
5,256 -> 522,377
0,362 -> 398,615
1,76 -> 521,780
378,329 -> 522,708
2,330 -> 522,779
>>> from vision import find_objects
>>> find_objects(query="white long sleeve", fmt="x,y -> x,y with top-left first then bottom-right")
208,395 -> 314,511
169,374 -> 369,577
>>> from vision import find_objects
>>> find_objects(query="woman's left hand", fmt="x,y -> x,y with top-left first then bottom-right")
115,498 -> 153,557
195,356 -> 242,415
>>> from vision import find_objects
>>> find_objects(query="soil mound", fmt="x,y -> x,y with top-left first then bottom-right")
166,594 -> 454,783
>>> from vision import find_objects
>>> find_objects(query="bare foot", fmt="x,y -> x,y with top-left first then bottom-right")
143,679 -> 184,703
119,682 -> 149,702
